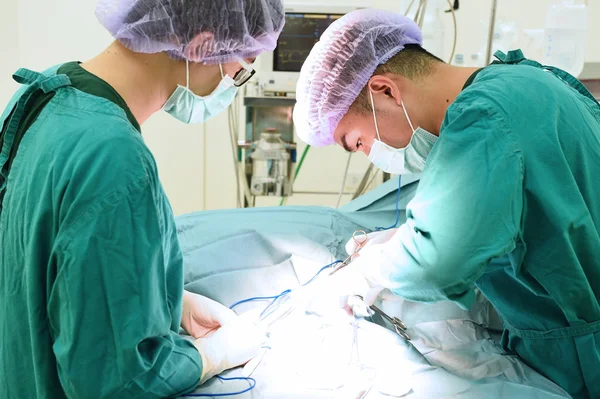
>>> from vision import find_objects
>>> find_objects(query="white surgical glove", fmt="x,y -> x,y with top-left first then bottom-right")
345,228 -> 398,257
294,245 -> 386,317
181,291 -> 237,338
194,318 -> 268,384
329,250 -> 385,307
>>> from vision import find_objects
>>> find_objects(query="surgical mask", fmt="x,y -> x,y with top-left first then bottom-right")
367,91 -> 438,174
163,61 -> 239,124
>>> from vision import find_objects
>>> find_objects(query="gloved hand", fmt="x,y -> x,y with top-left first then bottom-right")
194,318 -> 269,384
329,252 -> 385,307
294,245 -> 386,317
181,291 -> 237,338
345,228 -> 398,257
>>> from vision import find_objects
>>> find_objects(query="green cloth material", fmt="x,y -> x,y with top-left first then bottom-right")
368,50 -> 600,398
0,64 -> 201,398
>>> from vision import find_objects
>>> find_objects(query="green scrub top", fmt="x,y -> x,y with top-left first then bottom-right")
0,63 -> 202,398
370,50 -> 600,398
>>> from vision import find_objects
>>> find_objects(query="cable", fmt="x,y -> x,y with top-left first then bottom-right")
230,260 -> 342,317
227,93 -> 253,208
183,376 -> 257,397
419,0 -> 428,28
446,0 -> 458,64
227,99 -> 242,208
352,164 -> 375,200
336,153 -> 353,209
229,293 -> 289,310
196,258 -> 341,397
302,260 -> 343,286
279,144 -> 311,206
186,260 -> 345,397
375,175 -> 402,231
404,0 -> 417,16
362,168 -> 380,196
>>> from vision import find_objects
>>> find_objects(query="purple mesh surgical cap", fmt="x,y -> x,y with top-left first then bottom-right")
95,0 -> 285,64
293,9 -> 422,147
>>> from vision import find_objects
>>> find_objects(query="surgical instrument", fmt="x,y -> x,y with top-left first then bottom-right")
329,230 -> 369,275
369,303 -> 410,341
354,295 -> 410,341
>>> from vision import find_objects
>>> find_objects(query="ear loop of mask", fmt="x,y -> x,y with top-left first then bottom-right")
369,90 -> 382,141
369,90 -> 416,142
185,60 -> 190,89
402,99 -> 415,132
185,61 -> 226,90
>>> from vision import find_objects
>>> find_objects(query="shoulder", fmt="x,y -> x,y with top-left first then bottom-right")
22,91 -> 163,218
37,89 -> 158,183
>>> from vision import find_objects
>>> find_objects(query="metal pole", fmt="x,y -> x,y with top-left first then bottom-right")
485,0 -> 498,65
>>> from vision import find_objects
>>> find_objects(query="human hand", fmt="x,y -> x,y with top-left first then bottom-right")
345,228 -> 398,257
291,249 -> 385,317
194,318 -> 269,384
181,291 -> 237,338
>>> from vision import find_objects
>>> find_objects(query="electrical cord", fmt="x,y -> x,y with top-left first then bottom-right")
227,98 -> 242,208
336,153 -> 353,208
183,376 -> 257,397
446,0 -> 458,63
361,168 -> 380,197
279,144 -> 311,206
375,175 -> 402,231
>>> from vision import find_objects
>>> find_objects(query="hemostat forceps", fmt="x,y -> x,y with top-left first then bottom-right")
329,230 -> 369,276
354,295 -> 410,341
369,303 -> 410,341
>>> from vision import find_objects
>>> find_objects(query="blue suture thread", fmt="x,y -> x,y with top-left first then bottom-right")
183,376 -> 256,397
376,175 -> 402,231
229,294 -> 283,310
302,260 -> 343,286
188,258 -> 344,396
259,289 -> 292,318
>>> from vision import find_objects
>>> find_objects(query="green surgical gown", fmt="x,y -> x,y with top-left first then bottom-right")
370,51 -> 600,398
0,64 -> 202,398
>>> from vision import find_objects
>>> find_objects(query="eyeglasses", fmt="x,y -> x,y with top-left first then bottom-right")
233,58 -> 256,87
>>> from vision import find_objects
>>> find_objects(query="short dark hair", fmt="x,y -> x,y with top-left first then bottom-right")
351,44 -> 444,113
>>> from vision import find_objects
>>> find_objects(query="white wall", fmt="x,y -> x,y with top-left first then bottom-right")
2,0 -> 599,216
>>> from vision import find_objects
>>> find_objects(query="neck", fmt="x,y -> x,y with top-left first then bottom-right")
414,63 -> 480,134
81,41 -> 179,125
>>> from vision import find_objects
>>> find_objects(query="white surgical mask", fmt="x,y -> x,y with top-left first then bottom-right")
367,91 -> 438,174
163,61 -> 239,124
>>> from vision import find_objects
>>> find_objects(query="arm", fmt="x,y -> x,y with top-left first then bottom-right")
49,176 -> 202,398
367,100 -> 524,309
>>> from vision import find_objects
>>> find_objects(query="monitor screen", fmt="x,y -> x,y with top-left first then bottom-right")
273,13 -> 344,73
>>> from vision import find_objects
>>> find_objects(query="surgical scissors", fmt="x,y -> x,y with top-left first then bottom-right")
329,230 -> 369,276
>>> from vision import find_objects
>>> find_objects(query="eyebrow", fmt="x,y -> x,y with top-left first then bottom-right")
340,134 -> 353,153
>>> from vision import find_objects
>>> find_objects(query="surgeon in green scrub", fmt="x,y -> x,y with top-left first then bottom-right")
293,9 -> 600,399
0,1 -> 284,398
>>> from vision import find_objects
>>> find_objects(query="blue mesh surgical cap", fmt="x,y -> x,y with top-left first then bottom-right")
96,0 -> 285,64
293,9 -> 422,147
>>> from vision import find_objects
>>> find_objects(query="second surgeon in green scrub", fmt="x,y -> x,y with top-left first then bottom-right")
0,1 -> 284,398
293,9 -> 600,399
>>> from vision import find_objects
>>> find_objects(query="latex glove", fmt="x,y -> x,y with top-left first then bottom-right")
345,228 -> 398,257
295,246 -> 386,316
330,255 -> 385,307
181,291 -> 237,338
194,318 -> 268,384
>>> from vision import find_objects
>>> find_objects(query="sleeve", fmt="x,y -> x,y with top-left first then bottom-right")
367,98 -> 524,309
48,175 -> 202,399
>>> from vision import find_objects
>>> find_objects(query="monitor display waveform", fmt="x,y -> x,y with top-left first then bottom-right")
273,13 -> 343,73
